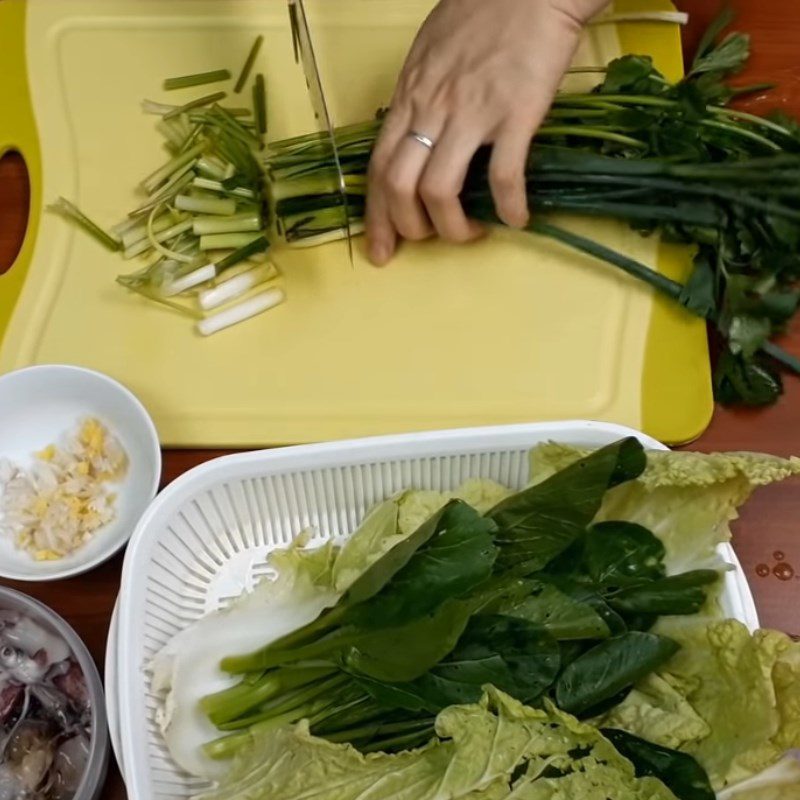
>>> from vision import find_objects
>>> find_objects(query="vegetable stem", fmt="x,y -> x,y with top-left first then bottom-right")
235,36 -> 264,94
48,197 -> 121,252
164,91 -> 228,120
529,219 -> 685,304
163,69 -> 231,91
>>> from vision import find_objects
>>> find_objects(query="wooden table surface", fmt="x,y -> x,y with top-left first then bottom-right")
1,2 -> 799,797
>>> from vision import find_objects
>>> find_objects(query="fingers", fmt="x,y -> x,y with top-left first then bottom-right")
418,116 -> 486,244
366,105 -> 411,265
488,99 -> 552,229
383,125 -> 443,243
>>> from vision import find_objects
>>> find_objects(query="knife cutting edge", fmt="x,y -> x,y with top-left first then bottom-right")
288,0 -> 354,265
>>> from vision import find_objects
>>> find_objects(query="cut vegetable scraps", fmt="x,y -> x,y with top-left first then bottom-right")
51,38 -> 278,337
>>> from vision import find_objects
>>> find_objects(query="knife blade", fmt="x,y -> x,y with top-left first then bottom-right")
288,0 -> 354,264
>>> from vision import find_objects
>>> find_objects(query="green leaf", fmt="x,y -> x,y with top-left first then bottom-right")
341,596 -> 479,682
584,521 -> 666,586
607,570 -> 720,616
555,632 -> 680,716
330,497 -> 404,591
691,6 -> 735,71
346,501 -> 498,629
768,213 -> 800,250
713,349 -> 783,406
489,437 -> 646,571
601,729 -> 716,800
342,501 -> 451,608
691,71 -> 735,105
357,615 -> 561,713
542,575 -> 628,637
679,251 -> 717,319
689,6 -> 749,79
600,55 -> 663,95
501,581 -> 611,641
724,275 -> 799,324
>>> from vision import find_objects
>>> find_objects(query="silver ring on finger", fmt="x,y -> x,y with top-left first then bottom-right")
408,130 -> 436,151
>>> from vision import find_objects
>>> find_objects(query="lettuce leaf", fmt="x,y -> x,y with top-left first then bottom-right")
398,479 -> 513,536
597,672 -> 711,751
193,688 -> 678,800
599,620 -> 800,790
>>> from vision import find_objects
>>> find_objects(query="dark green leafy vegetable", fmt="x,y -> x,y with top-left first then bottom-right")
583,521 -> 666,586
341,596 -> 482,682
356,615 -> 561,713
488,437 -> 646,570
555,632 -> 680,716
346,501 -> 498,629
541,575 -> 629,636
601,729 -> 716,800
607,570 -> 720,616
501,581 -> 611,641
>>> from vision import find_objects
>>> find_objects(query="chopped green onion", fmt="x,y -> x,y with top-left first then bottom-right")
254,74 -> 267,136
197,156 -> 229,181
116,276 -> 204,319
141,143 -> 205,195
235,36 -> 264,94
110,215 -> 142,240
130,171 -> 196,219
199,232 -> 263,251
163,264 -> 217,296
163,69 -> 231,91
164,92 -> 228,120
122,211 -> 187,250
196,287 -> 284,337
198,263 -> 275,311
48,197 -> 121,251
146,206 -> 197,265
125,217 -> 194,260
215,236 -> 269,272
156,119 -> 187,149
141,99 -> 179,116
175,194 -> 237,216
193,211 -> 262,236
192,177 -> 256,200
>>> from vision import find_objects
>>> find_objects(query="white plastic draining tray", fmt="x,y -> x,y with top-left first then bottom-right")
115,421 -> 759,799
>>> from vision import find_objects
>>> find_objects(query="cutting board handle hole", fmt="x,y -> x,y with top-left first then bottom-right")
0,150 -> 30,276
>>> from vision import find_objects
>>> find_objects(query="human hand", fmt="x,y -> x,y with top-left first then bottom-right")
365,0 -> 610,265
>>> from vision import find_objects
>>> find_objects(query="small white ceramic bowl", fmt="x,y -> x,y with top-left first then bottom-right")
0,365 -> 161,581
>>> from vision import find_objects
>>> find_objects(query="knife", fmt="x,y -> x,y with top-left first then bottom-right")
288,0 -> 354,264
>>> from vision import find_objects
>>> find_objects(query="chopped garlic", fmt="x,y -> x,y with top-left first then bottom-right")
0,419 -> 128,560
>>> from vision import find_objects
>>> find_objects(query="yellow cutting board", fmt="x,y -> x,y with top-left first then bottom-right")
0,0 -> 712,447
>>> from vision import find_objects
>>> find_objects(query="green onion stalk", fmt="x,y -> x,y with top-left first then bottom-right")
264,25 -> 800,405
200,664 -> 436,760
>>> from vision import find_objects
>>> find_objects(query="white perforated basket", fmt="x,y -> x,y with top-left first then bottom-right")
115,422 -> 759,798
